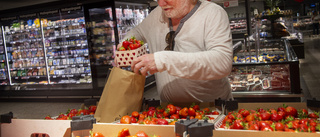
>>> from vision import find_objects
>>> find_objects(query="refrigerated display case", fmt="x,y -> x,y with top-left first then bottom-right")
0,0 -> 153,99
0,5 -> 93,90
230,38 -> 302,102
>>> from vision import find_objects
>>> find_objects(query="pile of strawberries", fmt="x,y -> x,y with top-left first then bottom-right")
120,103 -> 219,125
118,37 -> 144,51
219,104 -> 320,132
44,105 -> 97,120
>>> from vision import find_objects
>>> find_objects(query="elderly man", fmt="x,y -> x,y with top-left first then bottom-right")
119,0 -> 233,103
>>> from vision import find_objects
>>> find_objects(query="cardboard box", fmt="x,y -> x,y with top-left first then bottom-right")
93,123 -> 176,137
212,130 -> 319,137
91,102 -> 318,137
1,119 -> 71,137
115,44 -> 147,67
214,102 -> 320,136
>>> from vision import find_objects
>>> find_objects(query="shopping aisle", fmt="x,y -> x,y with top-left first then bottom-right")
1,36 -> 320,119
299,35 -> 320,101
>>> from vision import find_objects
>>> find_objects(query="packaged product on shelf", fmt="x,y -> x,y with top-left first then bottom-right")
45,40 -> 50,47
12,51 -> 17,59
27,69 -> 33,76
52,59 -> 57,66
43,68 -> 47,75
11,71 -> 17,77
49,67 -> 54,75
56,59 -> 60,66
21,69 -> 27,76
80,67 -> 84,73
40,60 -> 45,67
62,59 -> 67,65
0,71 -> 6,79
48,59 -> 53,66
23,60 -> 27,67
71,68 -> 76,74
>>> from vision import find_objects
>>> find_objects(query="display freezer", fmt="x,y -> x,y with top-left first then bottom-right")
0,0 -> 153,98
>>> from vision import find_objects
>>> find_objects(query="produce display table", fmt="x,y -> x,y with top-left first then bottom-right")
1,102 -> 320,137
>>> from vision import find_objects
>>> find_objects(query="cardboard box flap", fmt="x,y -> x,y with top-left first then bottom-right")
93,123 -> 175,137
238,102 -> 307,110
213,130 -> 320,137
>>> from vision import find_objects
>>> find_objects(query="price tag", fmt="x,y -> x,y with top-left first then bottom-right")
53,76 -> 56,78
79,64 -> 83,67
36,76 -> 40,79
81,74 -> 85,77
15,77 -> 19,79
71,65 -> 76,67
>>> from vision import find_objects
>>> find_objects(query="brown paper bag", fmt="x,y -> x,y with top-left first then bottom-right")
94,67 -> 146,123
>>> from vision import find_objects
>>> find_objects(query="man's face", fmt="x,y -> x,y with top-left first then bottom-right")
158,0 -> 193,19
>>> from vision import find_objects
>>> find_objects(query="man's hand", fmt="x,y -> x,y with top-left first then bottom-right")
131,54 -> 158,76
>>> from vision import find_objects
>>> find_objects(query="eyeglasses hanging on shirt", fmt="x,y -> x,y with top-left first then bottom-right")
165,31 -> 175,51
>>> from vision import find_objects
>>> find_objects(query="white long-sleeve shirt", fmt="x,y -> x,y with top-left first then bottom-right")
123,0 -> 233,103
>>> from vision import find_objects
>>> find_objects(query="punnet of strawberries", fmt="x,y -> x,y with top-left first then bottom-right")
118,36 -> 144,51
119,103 -> 220,125
219,104 -> 320,132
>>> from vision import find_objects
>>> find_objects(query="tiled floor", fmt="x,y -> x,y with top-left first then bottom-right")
0,35 -> 320,119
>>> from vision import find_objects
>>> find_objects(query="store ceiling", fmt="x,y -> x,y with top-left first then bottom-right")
0,0 -> 267,11
0,0 -> 59,11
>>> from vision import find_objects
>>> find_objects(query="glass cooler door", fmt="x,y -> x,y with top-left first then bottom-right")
40,6 -> 92,87
3,14 -> 48,85
0,27 -> 10,85
85,4 -> 116,89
